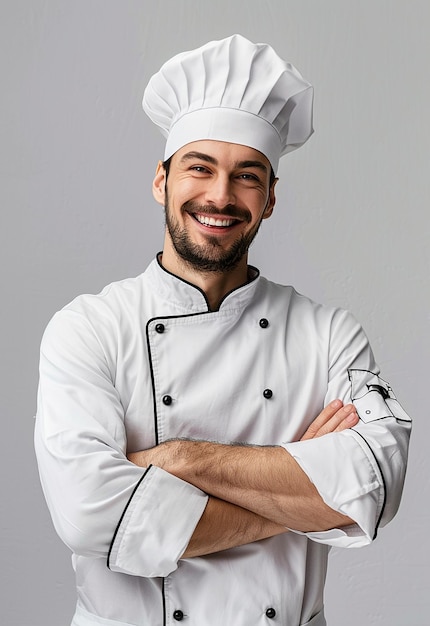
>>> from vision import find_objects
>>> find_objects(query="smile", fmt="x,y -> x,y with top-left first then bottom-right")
193,214 -> 238,228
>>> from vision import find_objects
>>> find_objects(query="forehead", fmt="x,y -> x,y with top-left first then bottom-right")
172,140 -> 271,171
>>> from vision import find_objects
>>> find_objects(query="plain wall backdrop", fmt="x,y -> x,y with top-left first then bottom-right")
1,1 -> 428,624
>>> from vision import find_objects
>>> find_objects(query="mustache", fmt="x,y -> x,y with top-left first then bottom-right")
181,201 -> 252,223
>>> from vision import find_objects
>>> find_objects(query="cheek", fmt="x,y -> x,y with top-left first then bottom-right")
245,193 -> 270,218
182,180 -> 207,198
169,181 -> 203,207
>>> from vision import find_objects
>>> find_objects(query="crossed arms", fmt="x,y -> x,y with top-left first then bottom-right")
36,306 -> 411,577
128,400 -> 359,558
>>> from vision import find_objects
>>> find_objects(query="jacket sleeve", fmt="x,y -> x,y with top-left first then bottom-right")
34,309 -> 208,577
281,308 -> 411,548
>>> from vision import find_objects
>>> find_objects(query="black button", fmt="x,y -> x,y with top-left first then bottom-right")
259,318 -> 269,328
263,389 -> 273,399
173,610 -> 184,621
155,323 -> 165,334
162,395 -> 172,406
266,607 -> 276,619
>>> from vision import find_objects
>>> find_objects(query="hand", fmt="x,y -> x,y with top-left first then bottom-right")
300,399 -> 358,441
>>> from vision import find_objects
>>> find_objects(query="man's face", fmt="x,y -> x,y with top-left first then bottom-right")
152,140 -> 276,274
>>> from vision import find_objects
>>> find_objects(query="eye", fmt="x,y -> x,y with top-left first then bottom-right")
237,172 -> 263,185
190,165 -> 210,174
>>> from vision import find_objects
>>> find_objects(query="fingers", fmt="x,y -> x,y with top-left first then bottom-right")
331,405 -> 359,434
300,400 -> 359,441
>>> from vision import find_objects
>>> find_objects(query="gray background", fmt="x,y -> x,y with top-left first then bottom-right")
1,1 -> 428,624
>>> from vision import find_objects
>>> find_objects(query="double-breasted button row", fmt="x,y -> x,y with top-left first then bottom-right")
156,318 -> 271,333
172,607 -> 275,620
156,318 -> 270,331
163,391 -> 273,405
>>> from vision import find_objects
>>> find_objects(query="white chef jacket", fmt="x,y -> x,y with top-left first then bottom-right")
35,257 -> 411,626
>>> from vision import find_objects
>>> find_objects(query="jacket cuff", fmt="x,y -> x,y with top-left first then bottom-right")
281,429 -> 384,547
108,465 -> 208,577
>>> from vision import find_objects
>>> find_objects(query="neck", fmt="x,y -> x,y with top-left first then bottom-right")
160,246 -> 250,311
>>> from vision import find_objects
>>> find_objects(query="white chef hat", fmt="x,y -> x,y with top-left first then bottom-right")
142,34 -> 313,174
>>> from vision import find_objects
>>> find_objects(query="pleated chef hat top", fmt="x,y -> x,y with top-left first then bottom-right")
142,34 -> 314,174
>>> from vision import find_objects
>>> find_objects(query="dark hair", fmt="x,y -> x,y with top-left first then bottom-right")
162,156 -> 172,178
162,156 -> 276,187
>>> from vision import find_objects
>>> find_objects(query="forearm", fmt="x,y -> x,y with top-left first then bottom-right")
130,441 -> 353,532
175,442 -> 353,532
182,495 -> 288,558
127,402 -> 358,535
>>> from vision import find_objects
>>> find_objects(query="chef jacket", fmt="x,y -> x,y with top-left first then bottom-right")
35,256 -> 411,626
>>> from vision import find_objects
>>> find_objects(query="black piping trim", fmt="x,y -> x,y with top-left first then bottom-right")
156,252 -> 210,310
218,265 -> 260,309
162,577 -> 167,626
147,299 -> 244,447
146,310 -> 217,444
146,322 -> 161,446
352,430 -> 387,540
356,415 -> 396,423
156,252 -> 211,310
155,251 -> 260,312
107,464 -> 153,569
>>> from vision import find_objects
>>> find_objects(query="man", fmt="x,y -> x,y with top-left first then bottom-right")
35,35 -> 411,626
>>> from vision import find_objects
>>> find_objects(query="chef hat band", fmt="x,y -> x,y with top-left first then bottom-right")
166,108 -> 282,174
143,34 -> 314,174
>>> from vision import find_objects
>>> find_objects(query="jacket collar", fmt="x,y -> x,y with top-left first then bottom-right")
145,253 -> 261,314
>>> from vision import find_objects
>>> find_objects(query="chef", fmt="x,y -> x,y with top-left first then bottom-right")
35,35 -> 411,626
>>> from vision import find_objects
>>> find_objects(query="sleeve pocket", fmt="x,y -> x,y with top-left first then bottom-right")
348,369 -> 411,424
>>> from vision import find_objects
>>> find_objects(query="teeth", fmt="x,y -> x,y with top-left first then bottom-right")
195,214 -> 235,227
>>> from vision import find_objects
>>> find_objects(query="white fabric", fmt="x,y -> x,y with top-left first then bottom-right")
142,34 -> 314,173
35,257 -> 411,626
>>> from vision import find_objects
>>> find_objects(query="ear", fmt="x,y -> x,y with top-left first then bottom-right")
262,178 -> 278,220
152,161 -> 167,206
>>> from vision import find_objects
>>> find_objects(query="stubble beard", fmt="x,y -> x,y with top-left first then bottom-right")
164,194 -> 264,274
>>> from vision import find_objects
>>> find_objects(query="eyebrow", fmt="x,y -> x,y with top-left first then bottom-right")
179,151 -> 268,174
237,160 -> 268,174
179,151 -> 218,165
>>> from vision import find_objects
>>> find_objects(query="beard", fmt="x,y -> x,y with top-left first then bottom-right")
164,195 -> 264,274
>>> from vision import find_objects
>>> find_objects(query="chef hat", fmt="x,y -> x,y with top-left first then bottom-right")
142,34 -> 313,174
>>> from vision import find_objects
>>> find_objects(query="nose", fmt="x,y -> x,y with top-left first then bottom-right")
204,174 -> 235,209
